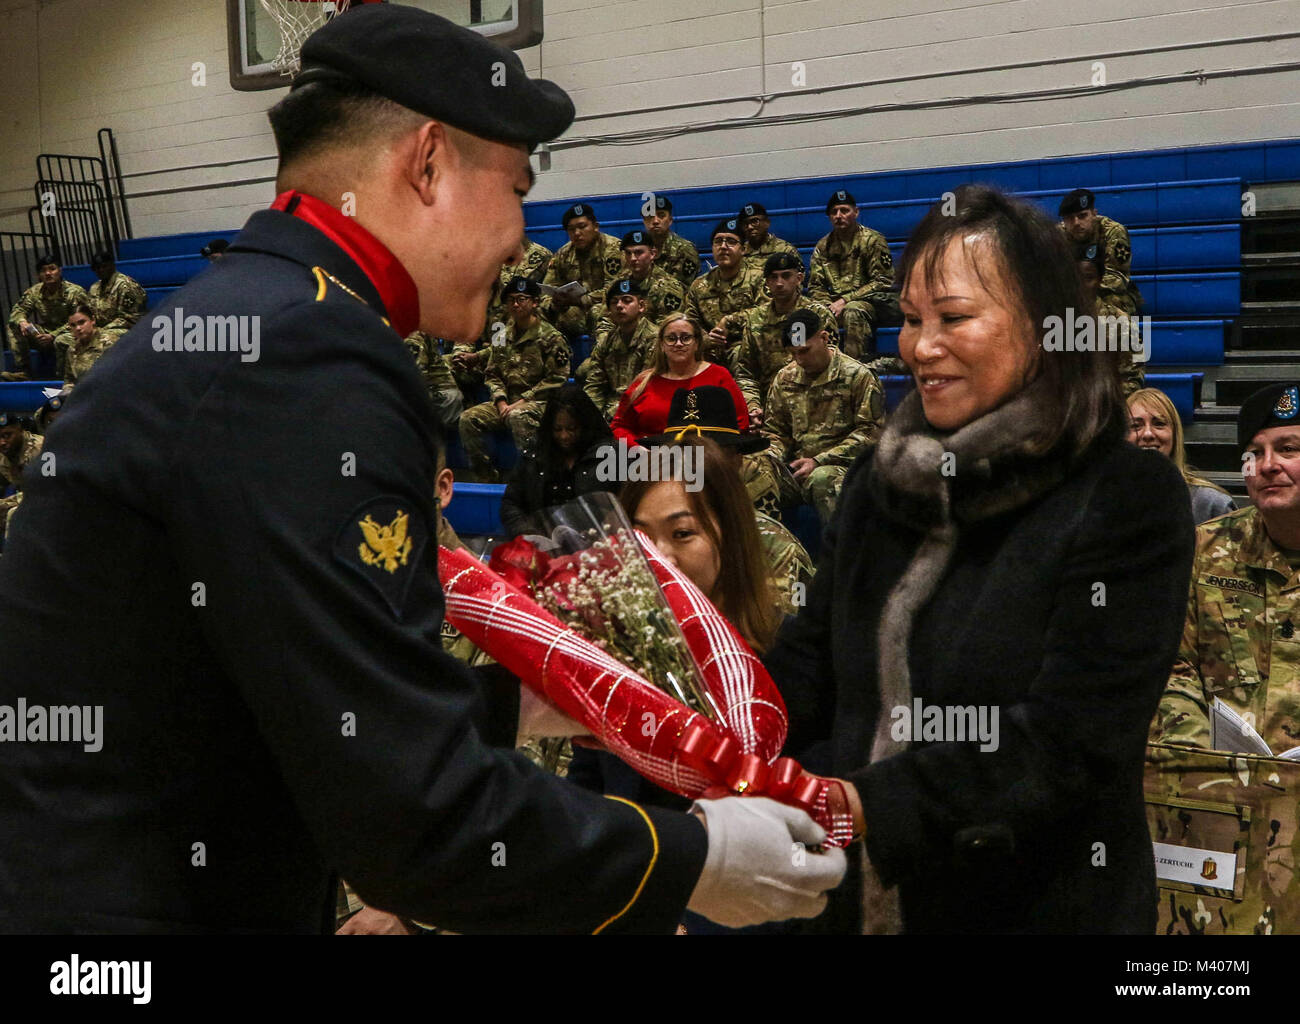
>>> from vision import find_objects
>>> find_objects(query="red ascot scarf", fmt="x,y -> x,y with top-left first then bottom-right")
271,190 -> 420,337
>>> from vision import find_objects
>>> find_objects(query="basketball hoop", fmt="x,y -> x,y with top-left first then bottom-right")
258,0 -> 380,78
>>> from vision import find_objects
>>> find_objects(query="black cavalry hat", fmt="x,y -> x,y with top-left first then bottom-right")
639,386 -> 768,454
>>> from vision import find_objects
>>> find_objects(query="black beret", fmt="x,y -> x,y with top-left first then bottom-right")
621,230 -> 654,249
826,189 -> 856,212
1059,188 -> 1096,217
34,253 -> 59,270
606,277 -> 647,304
711,218 -> 743,242
1238,383 -> 1300,448
294,4 -> 574,149
649,195 -> 673,213
562,203 -> 597,227
738,202 -> 768,220
504,275 -> 540,298
0,412 -> 25,429
763,251 -> 803,276
781,310 -> 825,347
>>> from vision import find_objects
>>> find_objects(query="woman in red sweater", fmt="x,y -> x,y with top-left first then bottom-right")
611,316 -> 749,444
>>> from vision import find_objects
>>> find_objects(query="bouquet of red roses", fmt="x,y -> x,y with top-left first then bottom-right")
438,492 -> 851,845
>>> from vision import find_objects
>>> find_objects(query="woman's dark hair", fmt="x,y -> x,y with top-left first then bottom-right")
70,303 -> 95,321
896,184 -> 1124,455
535,384 -> 612,469
620,437 -> 781,653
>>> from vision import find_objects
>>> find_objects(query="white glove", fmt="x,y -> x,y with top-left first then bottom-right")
515,685 -> 588,741
686,796 -> 847,928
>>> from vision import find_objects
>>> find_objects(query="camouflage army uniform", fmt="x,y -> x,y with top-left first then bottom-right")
1067,215 -> 1142,315
1150,506 -> 1300,754
742,234 -> 799,275
481,240 -> 553,341
8,280 -> 89,373
583,316 -> 659,421
87,271 -> 147,332
591,266 -> 685,332
733,297 -> 836,415
540,233 -> 624,338
683,264 -> 766,366
0,432 -> 43,523
458,319 -> 570,481
806,225 -> 894,359
1145,744 -> 1300,935
755,509 -> 814,616
404,331 -> 464,429
649,231 -> 701,289
761,347 -> 885,521
1096,295 -> 1145,396
57,327 -> 121,385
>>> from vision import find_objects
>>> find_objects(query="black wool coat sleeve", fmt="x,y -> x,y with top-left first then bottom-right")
764,436 -> 1194,933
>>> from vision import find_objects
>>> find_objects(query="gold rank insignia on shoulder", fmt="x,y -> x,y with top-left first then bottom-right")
335,497 -> 428,618
358,511 -> 413,573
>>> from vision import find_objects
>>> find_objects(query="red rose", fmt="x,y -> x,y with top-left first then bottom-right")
488,537 -> 550,592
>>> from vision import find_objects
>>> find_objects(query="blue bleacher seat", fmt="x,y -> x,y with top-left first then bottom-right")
0,381 -> 66,412
443,483 -> 507,537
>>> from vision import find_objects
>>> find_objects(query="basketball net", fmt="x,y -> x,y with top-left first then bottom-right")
258,0 -> 353,77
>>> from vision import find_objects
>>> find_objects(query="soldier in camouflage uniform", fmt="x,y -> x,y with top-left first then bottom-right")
761,310 -> 885,522
806,189 -> 894,360
6,255 -> 89,378
458,277 -> 571,482
755,508 -> 814,617
641,194 -> 701,288
1059,187 -> 1142,315
1151,384 -> 1300,755
0,412 -> 43,531
404,330 -> 464,430
583,278 -> 659,420
87,251 -> 147,332
479,235 -> 553,342
540,203 -> 625,340
732,252 -> 836,421
738,202 -> 799,276
683,217 -> 766,366
1077,241 -> 1144,396
589,230 -> 685,331
58,305 -> 121,385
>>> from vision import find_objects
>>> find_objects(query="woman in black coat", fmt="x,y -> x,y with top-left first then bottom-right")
500,384 -> 617,537
764,185 -> 1195,934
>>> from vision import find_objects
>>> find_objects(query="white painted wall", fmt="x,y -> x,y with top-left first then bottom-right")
1,0 -> 1298,237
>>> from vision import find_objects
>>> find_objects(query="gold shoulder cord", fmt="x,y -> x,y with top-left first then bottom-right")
312,266 -> 393,329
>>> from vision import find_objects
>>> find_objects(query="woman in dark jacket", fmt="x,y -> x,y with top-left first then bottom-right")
500,384 -> 616,537
764,185 -> 1195,934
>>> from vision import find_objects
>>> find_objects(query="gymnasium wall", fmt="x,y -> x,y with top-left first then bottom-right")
1,0 -> 1298,238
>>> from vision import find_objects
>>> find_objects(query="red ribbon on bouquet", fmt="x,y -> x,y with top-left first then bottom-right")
439,538 -> 853,847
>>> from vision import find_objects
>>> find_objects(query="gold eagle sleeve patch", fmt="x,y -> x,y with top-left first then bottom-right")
334,496 -> 429,617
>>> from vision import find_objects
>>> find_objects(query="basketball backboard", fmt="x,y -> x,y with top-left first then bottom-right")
227,0 -> 544,91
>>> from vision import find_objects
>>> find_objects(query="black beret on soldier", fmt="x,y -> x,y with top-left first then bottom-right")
1238,383 -> 1300,449
562,202 -> 597,227
605,277 -> 647,304
650,195 -> 673,213
621,230 -> 654,250
738,202 -> 768,221
504,275 -> 540,299
763,251 -> 803,276
712,218 -> 743,242
1059,188 -> 1096,217
781,309 -> 825,348
293,4 -> 574,149
826,189 -> 856,213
